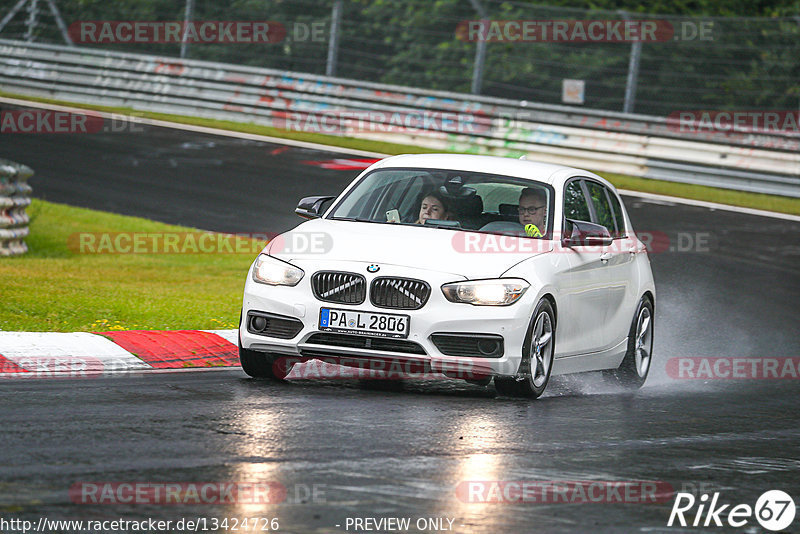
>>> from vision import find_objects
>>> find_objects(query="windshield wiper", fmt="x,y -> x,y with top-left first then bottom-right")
331,216 -> 377,223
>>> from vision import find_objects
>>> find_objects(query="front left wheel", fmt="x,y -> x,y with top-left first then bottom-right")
494,298 -> 555,399
609,296 -> 653,389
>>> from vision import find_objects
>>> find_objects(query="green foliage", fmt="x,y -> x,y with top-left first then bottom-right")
1,200 -> 253,332
0,0 -> 796,113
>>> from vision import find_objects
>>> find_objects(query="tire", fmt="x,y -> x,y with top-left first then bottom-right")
609,296 -> 653,389
238,320 -> 294,380
494,298 -> 555,399
238,343 -> 288,379
238,314 -> 294,380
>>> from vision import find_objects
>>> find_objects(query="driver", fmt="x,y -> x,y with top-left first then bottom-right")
518,188 -> 547,237
416,190 -> 452,224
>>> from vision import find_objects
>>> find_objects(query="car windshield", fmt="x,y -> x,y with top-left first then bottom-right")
327,168 -> 553,237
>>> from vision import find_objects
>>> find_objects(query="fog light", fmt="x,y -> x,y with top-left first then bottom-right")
477,339 -> 500,355
252,316 -> 268,332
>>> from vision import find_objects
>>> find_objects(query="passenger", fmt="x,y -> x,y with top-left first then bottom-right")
416,190 -> 452,224
518,187 -> 547,236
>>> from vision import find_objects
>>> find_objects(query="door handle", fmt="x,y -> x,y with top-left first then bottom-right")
600,252 -> 613,262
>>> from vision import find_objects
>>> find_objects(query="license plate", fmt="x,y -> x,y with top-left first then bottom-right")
319,308 -> 410,339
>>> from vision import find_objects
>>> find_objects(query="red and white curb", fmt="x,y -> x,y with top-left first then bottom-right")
0,329 -> 239,379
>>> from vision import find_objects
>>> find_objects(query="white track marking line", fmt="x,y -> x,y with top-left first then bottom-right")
619,189 -> 800,222
202,329 -> 238,345
2,96 -> 797,221
0,332 -> 152,375
0,96 -> 386,157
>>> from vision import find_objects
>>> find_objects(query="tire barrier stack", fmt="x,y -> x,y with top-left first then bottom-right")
0,159 -> 33,256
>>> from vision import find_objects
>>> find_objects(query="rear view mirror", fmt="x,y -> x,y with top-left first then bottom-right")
296,196 -> 335,219
563,219 -> 612,247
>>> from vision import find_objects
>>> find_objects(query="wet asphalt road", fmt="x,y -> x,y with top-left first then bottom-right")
1,112 -> 800,532
2,372 -> 799,533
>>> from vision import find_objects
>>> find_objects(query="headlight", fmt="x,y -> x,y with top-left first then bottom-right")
252,254 -> 304,286
441,278 -> 529,306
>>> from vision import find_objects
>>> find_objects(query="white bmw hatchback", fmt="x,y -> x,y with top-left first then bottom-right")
239,154 -> 655,398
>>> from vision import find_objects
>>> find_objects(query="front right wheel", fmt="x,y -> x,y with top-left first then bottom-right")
238,342 -> 288,379
238,310 -> 294,380
494,298 -> 555,399
238,329 -> 295,380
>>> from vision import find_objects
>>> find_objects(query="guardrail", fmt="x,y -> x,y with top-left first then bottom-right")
1,39 -> 798,197
0,159 -> 33,256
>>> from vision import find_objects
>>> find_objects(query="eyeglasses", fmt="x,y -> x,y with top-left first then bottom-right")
519,205 -> 546,215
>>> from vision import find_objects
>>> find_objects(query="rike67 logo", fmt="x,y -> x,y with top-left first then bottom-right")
668,490 -> 795,531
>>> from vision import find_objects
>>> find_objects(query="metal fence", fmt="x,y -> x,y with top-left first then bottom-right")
1,40 -> 797,197
0,159 -> 33,256
0,0 -> 798,117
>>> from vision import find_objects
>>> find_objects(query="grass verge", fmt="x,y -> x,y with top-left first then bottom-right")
1,199 -> 255,332
601,173 -> 800,215
2,90 -> 798,216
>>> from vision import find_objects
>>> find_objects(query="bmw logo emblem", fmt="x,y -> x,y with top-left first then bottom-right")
367,264 -> 380,273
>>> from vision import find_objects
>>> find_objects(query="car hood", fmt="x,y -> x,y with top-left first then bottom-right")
266,218 -> 552,279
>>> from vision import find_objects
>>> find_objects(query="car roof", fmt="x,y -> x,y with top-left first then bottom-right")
369,153 -> 595,187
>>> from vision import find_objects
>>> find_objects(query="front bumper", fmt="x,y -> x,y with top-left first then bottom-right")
240,260 -> 535,378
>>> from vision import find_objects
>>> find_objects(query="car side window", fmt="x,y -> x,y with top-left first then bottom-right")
563,180 -> 591,222
585,181 -> 616,234
606,190 -> 627,238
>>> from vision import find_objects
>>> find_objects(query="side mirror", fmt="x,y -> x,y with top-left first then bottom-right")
563,219 -> 612,247
295,196 -> 335,219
